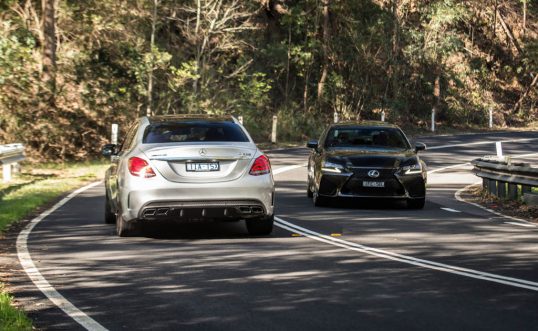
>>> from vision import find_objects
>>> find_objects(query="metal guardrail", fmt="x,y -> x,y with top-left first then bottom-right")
0,143 -> 25,183
471,157 -> 538,201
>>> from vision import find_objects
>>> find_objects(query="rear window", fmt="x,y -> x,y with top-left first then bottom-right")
143,121 -> 249,144
325,127 -> 410,149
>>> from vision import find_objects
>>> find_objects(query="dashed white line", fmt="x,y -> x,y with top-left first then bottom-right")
504,222 -> 537,228
17,181 -> 109,331
441,208 -> 461,213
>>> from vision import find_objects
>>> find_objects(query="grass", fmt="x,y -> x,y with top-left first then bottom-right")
0,160 -> 109,330
0,286 -> 33,331
0,160 -> 108,233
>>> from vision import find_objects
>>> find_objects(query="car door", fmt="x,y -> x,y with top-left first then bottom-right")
109,122 -> 139,212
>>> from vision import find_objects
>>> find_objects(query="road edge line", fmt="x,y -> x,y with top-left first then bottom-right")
455,182 -> 537,227
16,181 -> 109,331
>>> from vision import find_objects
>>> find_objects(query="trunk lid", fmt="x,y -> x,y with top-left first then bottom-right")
141,142 -> 257,183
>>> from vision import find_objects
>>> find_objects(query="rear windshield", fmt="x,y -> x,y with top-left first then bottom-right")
143,121 -> 249,144
325,127 -> 410,149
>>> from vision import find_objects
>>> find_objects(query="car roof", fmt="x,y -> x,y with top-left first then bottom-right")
146,114 -> 236,124
330,121 -> 401,129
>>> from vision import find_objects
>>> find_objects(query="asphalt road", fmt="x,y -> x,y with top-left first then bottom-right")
8,131 -> 538,330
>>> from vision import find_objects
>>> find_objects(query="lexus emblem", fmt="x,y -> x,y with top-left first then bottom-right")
199,149 -> 207,156
368,170 -> 380,178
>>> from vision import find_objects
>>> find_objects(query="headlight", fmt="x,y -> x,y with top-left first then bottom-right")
322,161 -> 345,173
400,163 -> 422,175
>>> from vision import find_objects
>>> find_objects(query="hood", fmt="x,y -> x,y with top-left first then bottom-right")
324,148 -> 417,168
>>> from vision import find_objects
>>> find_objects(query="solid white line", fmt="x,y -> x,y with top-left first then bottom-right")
427,137 -> 538,150
17,181 -> 109,331
454,183 -> 538,227
504,222 -> 537,228
274,217 -> 538,291
273,163 -> 307,175
441,208 -> 461,213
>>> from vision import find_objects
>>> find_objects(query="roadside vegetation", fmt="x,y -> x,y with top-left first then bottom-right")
0,161 -> 108,232
0,285 -> 33,331
0,0 -> 537,160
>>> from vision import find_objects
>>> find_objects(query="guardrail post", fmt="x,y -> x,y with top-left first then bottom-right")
489,108 -> 493,129
498,181 -> 507,199
334,111 -> 339,124
111,124 -> 119,145
521,185 -> 532,195
508,184 -> 518,200
238,116 -> 244,125
488,179 -> 498,196
381,111 -> 385,122
271,115 -> 278,144
2,164 -> 12,183
431,109 -> 436,132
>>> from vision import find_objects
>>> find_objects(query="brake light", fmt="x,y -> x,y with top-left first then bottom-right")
128,157 -> 156,178
249,155 -> 271,176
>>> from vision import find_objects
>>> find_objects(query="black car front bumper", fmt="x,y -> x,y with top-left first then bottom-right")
317,168 -> 425,199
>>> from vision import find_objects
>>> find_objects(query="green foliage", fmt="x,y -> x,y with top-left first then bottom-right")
0,0 -> 536,159
0,286 -> 33,331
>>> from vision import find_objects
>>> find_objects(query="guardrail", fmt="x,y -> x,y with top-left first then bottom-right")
471,157 -> 538,204
0,143 -> 25,183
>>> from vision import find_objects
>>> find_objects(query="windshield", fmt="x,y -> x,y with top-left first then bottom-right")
143,121 -> 249,144
325,127 -> 410,149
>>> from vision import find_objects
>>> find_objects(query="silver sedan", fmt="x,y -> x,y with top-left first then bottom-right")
102,115 -> 275,237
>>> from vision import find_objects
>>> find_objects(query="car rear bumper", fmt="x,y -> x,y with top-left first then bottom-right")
120,177 -> 274,222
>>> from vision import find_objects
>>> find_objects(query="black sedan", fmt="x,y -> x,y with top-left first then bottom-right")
306,121 -> 427,209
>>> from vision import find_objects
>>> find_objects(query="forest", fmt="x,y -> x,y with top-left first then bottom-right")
0,0 -> 537,160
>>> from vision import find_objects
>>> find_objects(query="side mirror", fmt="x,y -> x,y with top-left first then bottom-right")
102,144 -> 117,157
415,142 -> 426,152
306,140 -> 319,149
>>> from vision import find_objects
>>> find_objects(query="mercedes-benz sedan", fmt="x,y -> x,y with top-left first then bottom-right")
306,122 -> 427,209
102,115 -> 275,236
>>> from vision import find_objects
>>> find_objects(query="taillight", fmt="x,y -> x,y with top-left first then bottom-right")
128,157 -> 156,178
249,155 -> 271,176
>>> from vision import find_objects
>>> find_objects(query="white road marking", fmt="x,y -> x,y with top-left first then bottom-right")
15,134 -> 538,330
504,222 -> 537,228
455,183 -> 538,227
441,208 -> 461,213
17,181 -> 109,331
273,163 -> 307,175
427,137 -> 538,150
274,217 -> 538,292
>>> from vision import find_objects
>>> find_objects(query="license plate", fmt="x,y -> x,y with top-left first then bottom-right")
186,162 -> 220,172
363,181 -> 385,188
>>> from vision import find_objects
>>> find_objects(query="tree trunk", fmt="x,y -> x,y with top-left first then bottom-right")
147,0 -> 158,117
496,8 -> 522,55
523,0 -> 527,37
391,0 -> 400,108
317,0 -> 330,103
42,0 -> 57,94
512,74 -> 538,115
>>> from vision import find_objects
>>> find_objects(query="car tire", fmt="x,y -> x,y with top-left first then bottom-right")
407,198 -> 425,209
246,215 -> 274,236
116,212 -> 139,237
313,191 -> 329,207
307,180 -> 314,198
104,194 -> 116,224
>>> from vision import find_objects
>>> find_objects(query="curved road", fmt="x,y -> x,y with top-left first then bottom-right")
9,131 -> 538,330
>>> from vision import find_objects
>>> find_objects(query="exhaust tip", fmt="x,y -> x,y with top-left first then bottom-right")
144,208 -> 156,217
156,208 -> 169,216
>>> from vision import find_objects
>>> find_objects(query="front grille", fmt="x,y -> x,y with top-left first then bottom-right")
341,169 -> 405,197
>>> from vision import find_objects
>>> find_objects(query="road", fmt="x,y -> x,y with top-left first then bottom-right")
8,131 -> 538,330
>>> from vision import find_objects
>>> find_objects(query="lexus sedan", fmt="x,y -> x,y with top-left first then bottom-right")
306,121 -> 427,209
102,115 -> 275,237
